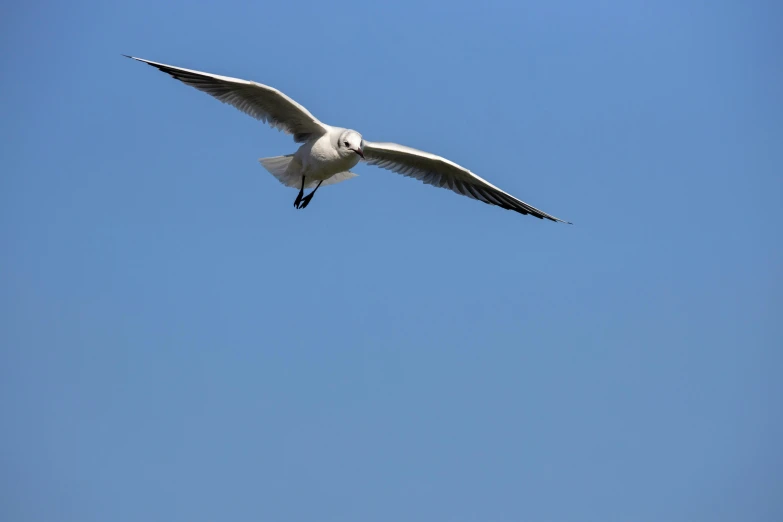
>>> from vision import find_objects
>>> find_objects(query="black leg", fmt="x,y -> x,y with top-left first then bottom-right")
298,180 -> 323,209
293,175 -> 305,208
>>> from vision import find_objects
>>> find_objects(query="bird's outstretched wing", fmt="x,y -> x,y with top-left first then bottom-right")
124,56 -> 328,142
362,141 -> 570,223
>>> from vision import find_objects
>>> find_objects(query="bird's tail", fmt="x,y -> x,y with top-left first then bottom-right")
259,155 -> 358,188
259,155 -> 303,188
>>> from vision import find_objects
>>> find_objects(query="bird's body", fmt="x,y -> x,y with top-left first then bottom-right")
125,55 -> 570,222
294,127 -> 362,183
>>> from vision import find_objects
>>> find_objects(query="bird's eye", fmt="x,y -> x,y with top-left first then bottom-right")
344,141 -> 350,147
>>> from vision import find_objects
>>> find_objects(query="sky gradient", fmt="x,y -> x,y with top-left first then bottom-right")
1,1 -> 782,521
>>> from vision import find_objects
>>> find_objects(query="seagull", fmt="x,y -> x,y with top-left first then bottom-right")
124,56 -> 570,223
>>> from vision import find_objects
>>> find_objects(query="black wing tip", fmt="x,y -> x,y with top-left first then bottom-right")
522,210 -> 572,224
509,206 -> 571,224
122,55 -> 155,67
545,214 -> 572,224
122,55 -> 151,65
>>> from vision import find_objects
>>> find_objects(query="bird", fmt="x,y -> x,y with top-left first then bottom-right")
124,55 -> 570,223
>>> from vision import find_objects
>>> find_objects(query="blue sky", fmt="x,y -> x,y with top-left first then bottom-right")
1,1 -> 781,521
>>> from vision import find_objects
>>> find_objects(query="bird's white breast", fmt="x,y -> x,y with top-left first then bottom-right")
295,130 -> 360,181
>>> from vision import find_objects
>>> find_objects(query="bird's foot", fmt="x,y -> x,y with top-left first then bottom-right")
297,193 -> 315,209
293,188 -> 304,208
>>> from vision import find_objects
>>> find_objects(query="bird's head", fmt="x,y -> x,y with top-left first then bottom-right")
338,130 -> 364,159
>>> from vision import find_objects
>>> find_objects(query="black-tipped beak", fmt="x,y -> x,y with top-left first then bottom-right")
354,148 -> 365,159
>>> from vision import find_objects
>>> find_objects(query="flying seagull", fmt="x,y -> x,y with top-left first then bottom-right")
124,56 -> 570,223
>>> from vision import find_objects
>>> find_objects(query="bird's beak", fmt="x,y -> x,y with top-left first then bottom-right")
354,147 -> 364,159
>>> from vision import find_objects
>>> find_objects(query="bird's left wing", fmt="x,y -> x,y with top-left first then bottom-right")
362,141 -> 570,223
125,56 -> 329,142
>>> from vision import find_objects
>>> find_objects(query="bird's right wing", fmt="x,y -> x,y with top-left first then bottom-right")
125,56 -> 329,142
363,141 -> 570,223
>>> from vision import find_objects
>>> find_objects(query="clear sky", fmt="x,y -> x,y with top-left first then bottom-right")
1,1 -> 781,521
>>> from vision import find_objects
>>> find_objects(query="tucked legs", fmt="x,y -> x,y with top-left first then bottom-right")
294,172 -> 323,209
293,175 -> 306,208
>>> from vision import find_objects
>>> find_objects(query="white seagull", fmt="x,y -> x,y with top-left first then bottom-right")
125,56 -> 570,223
